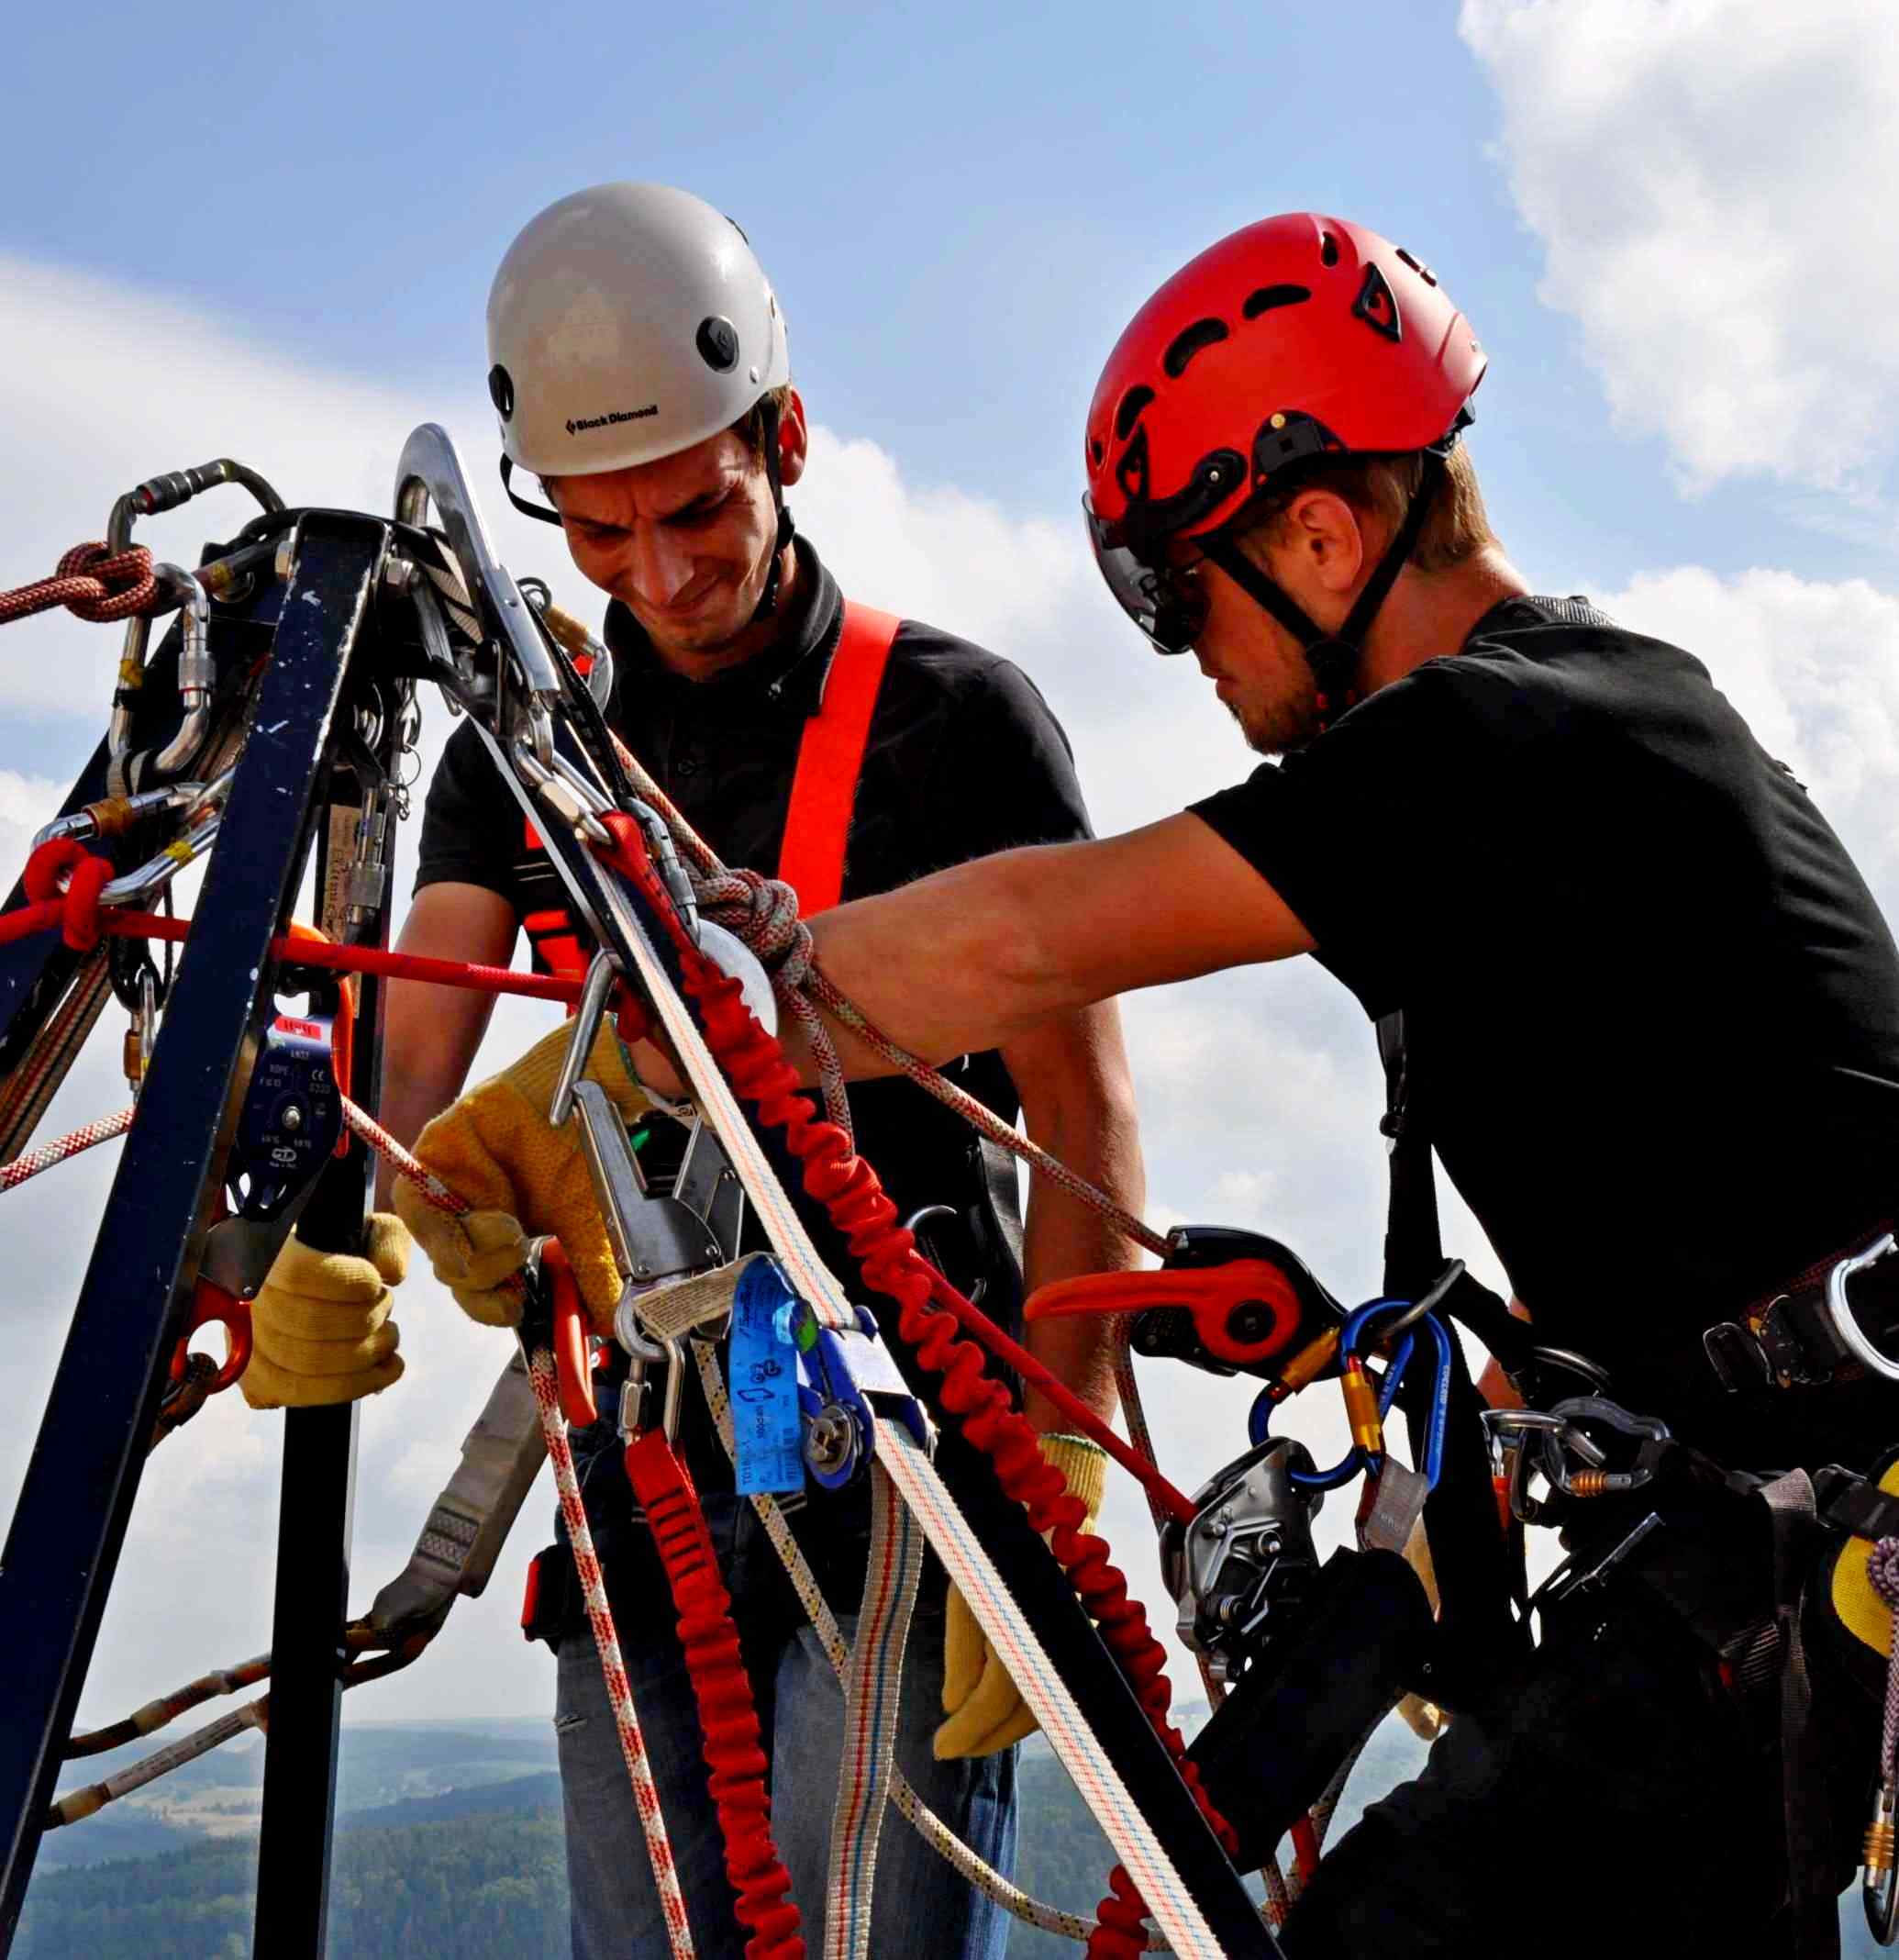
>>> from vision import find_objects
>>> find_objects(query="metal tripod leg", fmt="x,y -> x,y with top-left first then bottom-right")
0,513 -> 389,1954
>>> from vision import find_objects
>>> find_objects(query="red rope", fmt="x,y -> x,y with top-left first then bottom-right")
21,839 -> 115,951
3,842 -> 627,1022
0,542 -> 161,627
585,813 -> 1238,1959
625,1431 -> 805,1959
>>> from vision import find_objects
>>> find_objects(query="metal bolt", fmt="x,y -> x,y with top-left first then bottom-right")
282,1105 -> 303,1132
805,1409 -> 854,1474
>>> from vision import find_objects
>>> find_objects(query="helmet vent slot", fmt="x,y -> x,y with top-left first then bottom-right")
1115,386 -> 1156,440
1319,230 -> 1341,267
1162,317 -> 1229,379
1351,262 -> 1403,343
1241,284 -> 1311,320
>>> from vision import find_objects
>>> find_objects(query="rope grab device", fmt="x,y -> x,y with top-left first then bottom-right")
17,423 -> 1857,1956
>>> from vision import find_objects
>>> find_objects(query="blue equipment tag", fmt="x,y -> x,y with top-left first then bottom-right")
729,1258 -> 806,1496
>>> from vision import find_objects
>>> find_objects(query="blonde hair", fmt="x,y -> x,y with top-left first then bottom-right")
1241,440 -> 1497,574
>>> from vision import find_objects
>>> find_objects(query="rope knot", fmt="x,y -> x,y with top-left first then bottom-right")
22,838 -> 114,950
0,543 -> 163,629
55,543 -> 162,623
698,866 -> 813,986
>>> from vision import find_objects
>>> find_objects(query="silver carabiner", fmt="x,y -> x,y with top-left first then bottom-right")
1829,1235 -> 1899,1384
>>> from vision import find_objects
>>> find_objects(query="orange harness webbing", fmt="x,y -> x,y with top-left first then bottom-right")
775,600 -> 900,918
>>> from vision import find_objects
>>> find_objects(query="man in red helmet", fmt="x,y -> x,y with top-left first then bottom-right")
748,215 -> 1899,1954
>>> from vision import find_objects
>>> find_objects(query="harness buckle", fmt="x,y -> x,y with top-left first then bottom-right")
794,1301 -> 933,1490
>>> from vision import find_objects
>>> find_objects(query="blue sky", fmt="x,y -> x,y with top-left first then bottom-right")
9,0 -> 1855,585
6,0 -> 1899,1730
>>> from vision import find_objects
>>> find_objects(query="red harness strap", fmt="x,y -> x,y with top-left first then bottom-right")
775,601 -> 900,919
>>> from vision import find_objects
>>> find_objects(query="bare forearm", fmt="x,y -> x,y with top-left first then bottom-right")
373,1046 -> 483,1206
1009,1004 -> 1148,1432
811,847 -> 1090,1071
1020,1141 -> 1145,1431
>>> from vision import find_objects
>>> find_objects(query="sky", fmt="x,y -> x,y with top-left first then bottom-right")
4,0 -> 1899,1795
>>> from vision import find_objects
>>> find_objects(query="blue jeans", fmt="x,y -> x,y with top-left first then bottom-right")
554,1491 -> 1018,1959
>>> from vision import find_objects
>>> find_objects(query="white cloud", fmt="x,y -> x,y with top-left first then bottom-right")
1599,562 -> 1899,910
1460,0 -> 1899,493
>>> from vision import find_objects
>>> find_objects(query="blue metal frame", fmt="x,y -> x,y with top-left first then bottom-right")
0,513 -> 389,1954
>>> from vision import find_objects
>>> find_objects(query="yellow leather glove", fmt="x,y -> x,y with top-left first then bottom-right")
935,1432 -> 1107,1759
393,1019 -> 655,1333
240,1214 -> 410,1409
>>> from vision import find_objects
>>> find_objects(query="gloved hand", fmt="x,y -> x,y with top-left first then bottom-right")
935,1431 -> 1108,1759
394,1019 -> 655,1333
239,1214 -> 411,1409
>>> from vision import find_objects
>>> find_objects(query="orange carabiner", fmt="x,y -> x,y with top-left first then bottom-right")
171,1276 -> 253,1395
539,1239 -> 599,1428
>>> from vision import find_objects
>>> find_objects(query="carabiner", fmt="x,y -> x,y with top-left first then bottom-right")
170,1276 -> 253,1396
1830,1235 -> 1899,1385
1863,1778 -> 1899,1945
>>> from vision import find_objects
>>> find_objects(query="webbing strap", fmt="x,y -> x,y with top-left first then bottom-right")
823,1461 -> 923,1960
871,1426 -> 1221,1958
777,603 -> 900,918
1760,1470 -> 1839,1960
1376,1009 -> 1528,1702
690,1342 -> 1122,1950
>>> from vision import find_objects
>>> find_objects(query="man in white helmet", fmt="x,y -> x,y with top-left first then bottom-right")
372,184 -> 1143,1958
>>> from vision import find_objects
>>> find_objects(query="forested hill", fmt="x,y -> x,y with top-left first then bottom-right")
16,1786 -> 568,1960
19,1730 -> 1882,1956
17,1753 -> 1117,1960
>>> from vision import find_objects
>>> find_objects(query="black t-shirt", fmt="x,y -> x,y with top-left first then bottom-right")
1190,596 -> 1899,1465
416,534 -> 1093,1247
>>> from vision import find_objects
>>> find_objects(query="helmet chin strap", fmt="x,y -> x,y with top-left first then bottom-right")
499,454 -> 565,528
1200,447 -> 1449,732
749,395 -> 794,625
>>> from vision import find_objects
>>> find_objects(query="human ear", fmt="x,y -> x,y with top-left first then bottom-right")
1289,490 -> 1365,596
776,388 -> 809,490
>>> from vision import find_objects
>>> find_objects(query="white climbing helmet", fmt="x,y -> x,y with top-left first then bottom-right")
485,182 -> 791,480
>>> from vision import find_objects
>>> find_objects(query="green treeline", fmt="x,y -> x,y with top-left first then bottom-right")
16,1804 -> 569,1960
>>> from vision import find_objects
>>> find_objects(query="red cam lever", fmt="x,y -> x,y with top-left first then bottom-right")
1027,1227 -> 1345,1386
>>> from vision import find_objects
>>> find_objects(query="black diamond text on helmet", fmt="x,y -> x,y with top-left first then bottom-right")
565,407 -> 660,436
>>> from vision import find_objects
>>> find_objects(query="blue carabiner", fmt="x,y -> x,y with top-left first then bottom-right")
1249,1296 -> 1453,1493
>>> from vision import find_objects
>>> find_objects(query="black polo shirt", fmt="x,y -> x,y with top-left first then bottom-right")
1190,596 -> 1899,1468
416,529 -> 1094,1281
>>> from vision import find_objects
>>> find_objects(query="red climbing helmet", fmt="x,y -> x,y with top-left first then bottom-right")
1083,214 -> 1487,706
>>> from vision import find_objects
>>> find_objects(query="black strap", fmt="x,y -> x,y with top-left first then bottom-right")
499,454 -> 565,528
1377,1008 -> 1530,1705
1759,1470 -> 1840,1960
1199,447 -> 1451,724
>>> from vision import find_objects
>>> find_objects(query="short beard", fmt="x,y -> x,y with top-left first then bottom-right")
1233,682 -> 1324,759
